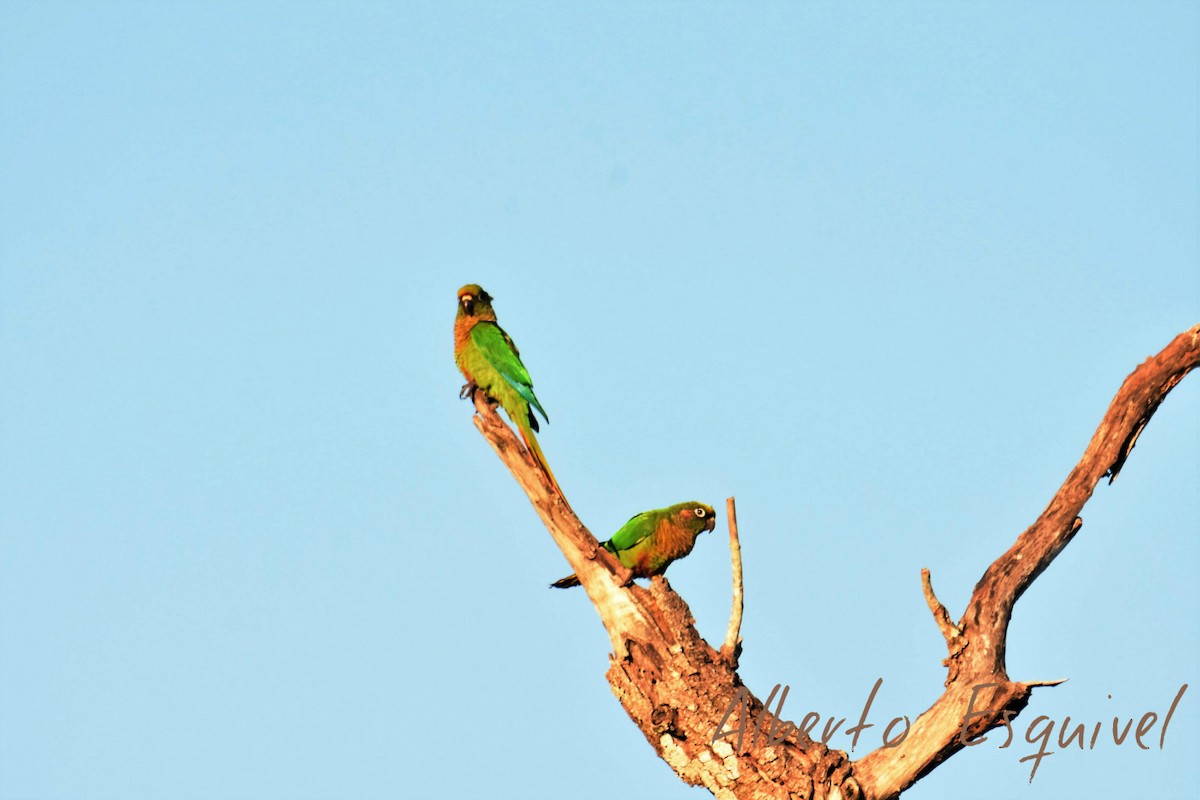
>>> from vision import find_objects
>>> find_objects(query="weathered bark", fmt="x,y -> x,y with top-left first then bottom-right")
468,322 -> 1200,800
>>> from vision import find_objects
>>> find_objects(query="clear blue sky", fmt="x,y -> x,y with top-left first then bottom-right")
1,3 -> 1196,799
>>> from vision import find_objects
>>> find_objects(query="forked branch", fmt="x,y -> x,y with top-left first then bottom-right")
467,323 -> 1200,800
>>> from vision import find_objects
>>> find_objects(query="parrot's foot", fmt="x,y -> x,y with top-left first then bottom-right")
460,383 -> 499,410
616,566 -> 635,587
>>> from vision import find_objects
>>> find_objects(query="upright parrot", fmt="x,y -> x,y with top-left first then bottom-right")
550,501 -> 716,588
454,283 -> 560,491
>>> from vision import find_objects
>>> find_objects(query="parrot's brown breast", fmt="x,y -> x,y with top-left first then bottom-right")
656,517 -> 698,561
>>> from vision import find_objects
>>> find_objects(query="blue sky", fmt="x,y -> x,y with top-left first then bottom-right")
1,3 -> 1196,799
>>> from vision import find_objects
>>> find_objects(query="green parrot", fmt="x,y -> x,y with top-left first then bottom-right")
550,501 -> 716,588
454,283 -> 559,491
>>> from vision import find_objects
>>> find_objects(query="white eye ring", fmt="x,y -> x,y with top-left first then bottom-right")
695,507 -> 707,517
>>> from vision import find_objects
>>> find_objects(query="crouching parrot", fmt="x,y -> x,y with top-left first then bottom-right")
454,283 -> 560,492
551,501 -> 716,588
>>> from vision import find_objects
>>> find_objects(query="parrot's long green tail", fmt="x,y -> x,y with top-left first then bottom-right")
517,418 -> 561,494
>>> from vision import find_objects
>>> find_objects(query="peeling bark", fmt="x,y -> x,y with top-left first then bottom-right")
467,323 -> 1200,799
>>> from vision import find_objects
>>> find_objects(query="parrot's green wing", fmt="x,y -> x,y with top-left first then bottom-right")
470,322 -> 549,423
606,510 -> 660,553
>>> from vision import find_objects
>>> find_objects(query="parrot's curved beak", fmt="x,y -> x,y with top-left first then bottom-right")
460,294 -> 475,315
704,516 -> 716,533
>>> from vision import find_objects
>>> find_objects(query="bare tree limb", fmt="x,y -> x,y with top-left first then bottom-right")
466,322 -> 1200,800
470,393 -> 644,658
853,323 -> 1200,798
720,497 -> 744,667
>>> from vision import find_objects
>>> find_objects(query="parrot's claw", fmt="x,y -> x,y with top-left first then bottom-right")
616,566 -> 635,587
460,383 -> 499,410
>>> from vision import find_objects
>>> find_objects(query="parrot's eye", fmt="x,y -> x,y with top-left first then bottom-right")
694,507 -> 707,517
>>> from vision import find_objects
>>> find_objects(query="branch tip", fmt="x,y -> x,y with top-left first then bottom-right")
920,568 -> 961,646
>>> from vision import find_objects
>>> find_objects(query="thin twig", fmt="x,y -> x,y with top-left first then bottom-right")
721,496 -> 744,665
920,568 -> 960,647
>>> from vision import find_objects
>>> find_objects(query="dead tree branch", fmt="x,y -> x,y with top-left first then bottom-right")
854,323 -> 1200,798
467,323 -> 1200,800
